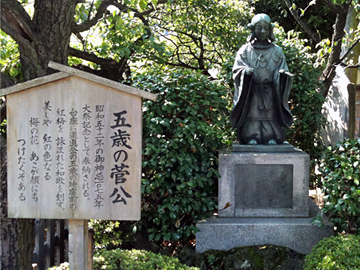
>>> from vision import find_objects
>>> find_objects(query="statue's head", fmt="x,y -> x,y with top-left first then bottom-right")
247,13 -> 275,43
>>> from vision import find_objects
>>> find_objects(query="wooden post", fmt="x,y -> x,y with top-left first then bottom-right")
68,220 -> 92,270
88,228 -> 95,270
348,83 -> 356,140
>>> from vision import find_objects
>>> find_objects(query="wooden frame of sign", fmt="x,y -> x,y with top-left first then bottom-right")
3,61 -> 157,221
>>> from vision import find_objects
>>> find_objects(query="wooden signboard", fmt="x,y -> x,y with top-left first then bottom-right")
4,62 -> 157,221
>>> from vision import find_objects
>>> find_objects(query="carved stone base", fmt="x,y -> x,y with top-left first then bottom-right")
218,148 -> 309,218
196,200 -> 333,254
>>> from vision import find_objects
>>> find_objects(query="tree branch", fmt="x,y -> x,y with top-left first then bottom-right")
0,72 -> 14,124
72,0 -> 168,34
0,0 -> 34,45
0,72 -> 15,89
68,47 -> 119,66
317,0 -> 340,14
321,3 -> 350,97
72,0 -> 114,33
339,37 -> 360,63
283,0 -> 321,43
68,47 -> 131,81
0,99 -> 5,125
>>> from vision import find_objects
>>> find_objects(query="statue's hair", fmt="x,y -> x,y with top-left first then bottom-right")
247,13 -> 275,43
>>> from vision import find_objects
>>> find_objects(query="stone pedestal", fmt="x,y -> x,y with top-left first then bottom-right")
196,146 -> 333,254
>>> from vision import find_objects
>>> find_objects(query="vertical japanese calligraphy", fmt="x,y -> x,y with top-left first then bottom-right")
69,108 -> 79,209
110,110 -> 133,205
30,150 -> 40,202
17,139 -> 26,201
43,101 -> 53,182
55,136 -> 66,208
94,105 -> 105,209
29,115 -> 40,202
81,105 -> 91,199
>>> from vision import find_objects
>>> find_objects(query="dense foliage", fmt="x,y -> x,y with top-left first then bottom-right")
304,235 -> 360,269
90,24 -> 325,249
317,139 -> 360,234
278,28 -> 326,187
1,0 -> 335,260
253,0 -> 336,45
48,249 -> 199,270
131,67 -> 232,245
94,249 -> 199,270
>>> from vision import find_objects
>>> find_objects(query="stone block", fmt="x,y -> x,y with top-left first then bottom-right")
219,148 -> 309,218
196,200 -> 333,254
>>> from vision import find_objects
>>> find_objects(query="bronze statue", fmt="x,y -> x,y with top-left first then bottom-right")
230,14 -> 293,145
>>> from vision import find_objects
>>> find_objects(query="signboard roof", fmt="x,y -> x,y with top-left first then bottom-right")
0,61 -> 157,101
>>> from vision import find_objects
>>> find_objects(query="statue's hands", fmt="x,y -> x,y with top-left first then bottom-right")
245,67 -> 254,75
278,69 -> 295,77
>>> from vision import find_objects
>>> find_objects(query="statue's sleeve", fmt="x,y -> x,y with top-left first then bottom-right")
273,46 -> 293,127
232,46 -> 249,106
230,45 -> 253,128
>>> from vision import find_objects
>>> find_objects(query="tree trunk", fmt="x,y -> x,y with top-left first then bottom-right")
1,136 -> 35,270
20,0 -> 78,78
322,4 -> 350,97
0,0 -> 78,269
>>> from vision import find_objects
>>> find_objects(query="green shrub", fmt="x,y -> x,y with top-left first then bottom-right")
304,235 -> 360,269
48,249 -> 199,270
131,67 -> 232,244
318,138 -> 360,234
89,220 -> 123,251
93,249 -> 199,270
277,28 -> 326,188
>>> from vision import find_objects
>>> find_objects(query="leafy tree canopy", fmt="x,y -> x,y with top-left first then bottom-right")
0,0 -> 356,264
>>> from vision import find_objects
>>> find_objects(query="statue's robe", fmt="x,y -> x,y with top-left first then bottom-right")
230,42 -> 293,144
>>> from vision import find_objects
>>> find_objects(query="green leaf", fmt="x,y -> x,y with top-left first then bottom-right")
155,233 -> 162,241
115,16 -> 123,29
172,233 -> 181,240
149,232 -> 156,240
151,0 -> 158,8
10,67 -> 18,77
139,0 -> 147,10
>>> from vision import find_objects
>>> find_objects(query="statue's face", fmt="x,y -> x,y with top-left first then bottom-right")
254,21 -> 270,43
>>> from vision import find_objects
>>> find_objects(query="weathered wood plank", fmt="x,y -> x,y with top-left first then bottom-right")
7,76 -> 141,220
48,61 -> 157,101
0,72 -> 71,96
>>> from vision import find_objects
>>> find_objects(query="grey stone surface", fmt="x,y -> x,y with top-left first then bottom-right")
219,148 -> 309,218
196,200 -> 333,254
235,164 -> 293,209
233,143 -> 294,152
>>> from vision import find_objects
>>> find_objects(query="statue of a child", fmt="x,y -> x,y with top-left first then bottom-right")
230,14 -> 293,145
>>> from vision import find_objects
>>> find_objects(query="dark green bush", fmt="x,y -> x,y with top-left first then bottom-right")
318,138 -> 360,234
304,235 -> 360,269
89,220 -> 122,251
48,249 -> 199,270
277,28 -> 326,188
131,67 -> 232,245
90,25 -> 326,250
93,249 -> 199,270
